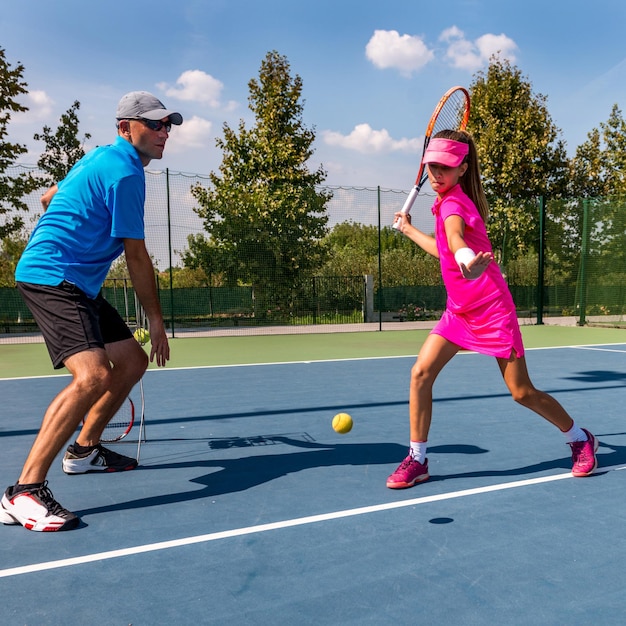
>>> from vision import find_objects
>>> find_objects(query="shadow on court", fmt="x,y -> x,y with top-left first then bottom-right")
74,440 -> 406,518
72,437 -> 626,522
564,370 -> 626,383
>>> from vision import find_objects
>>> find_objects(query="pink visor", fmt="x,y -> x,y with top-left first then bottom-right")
422,138 -> 469,167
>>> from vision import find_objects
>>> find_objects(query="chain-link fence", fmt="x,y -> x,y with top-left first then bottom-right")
2,165 -> 626,341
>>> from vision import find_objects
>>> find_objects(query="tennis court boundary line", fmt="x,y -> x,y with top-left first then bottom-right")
3,342 -> 626,382
1,465 -> 623,579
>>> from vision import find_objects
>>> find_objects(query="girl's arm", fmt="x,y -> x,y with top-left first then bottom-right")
444,214 -> 493,279
393,211 -> 439,258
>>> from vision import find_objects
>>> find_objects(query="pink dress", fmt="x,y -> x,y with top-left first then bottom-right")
430,184 -> 524,359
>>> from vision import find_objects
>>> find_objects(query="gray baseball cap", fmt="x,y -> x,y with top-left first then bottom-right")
116,91 -> 183,125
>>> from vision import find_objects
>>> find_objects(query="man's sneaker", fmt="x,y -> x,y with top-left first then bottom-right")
569,428 -> 599,477
386,454 -> 430,489
62,444 -> 138,474
0,482 -> 79,531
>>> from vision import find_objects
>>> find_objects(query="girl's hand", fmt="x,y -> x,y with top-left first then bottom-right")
393,211 -> 412,233
459,251 -> 493,279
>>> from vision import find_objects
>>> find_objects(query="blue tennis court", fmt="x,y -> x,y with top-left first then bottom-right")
2,340 -> 626,624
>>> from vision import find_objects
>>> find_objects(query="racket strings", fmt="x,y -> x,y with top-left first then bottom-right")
101,398 -> 135,442
432,92 -> 469,135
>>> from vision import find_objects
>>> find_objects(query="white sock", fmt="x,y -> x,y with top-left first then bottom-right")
563,424 -> 587,443
410,441 -> 427,464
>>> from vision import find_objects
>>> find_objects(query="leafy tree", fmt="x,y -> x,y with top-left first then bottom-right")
106,254 -> 130,279
598,105 -> 626,195
569,105 -> 626,198
319,221 -> 440,286
0,230 -> 27,287
0,47 -> 41,239
181,233 -> 222,286
34,100 -> 91,185
467,57 -> 569,262
165,266 -> 211,289
324,221 -> 381,257
565,106 -> 626,294
568,128 -> 607,198
189,51 -> 331,319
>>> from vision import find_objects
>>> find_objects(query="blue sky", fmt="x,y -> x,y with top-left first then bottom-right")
3,0 -> 626,191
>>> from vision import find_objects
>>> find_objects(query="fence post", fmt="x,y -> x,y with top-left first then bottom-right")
166,168 -> 176,338
536,195 -> 545,325
377,186 -> 382,330
578,198 -> 590,326
364,274 -> 374,322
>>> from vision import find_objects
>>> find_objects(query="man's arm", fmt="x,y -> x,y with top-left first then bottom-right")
41,184 -> 58,210
123,238 -> 170,367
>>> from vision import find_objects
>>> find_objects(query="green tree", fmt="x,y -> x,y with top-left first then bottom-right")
319,221 -> 440,286
0,230 -> 27,287
566,106 -> 626,297
569,104 -> 626,198
467,57 -> 569,262
34,100 -> 91,185
0,47 -> 41,239
189,51 -> 330,319
599,104 -> 626,195
181,233 -> 221,285
568,128 -> 607,198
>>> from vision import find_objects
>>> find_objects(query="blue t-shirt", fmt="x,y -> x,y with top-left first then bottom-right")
16,137 -> 146,298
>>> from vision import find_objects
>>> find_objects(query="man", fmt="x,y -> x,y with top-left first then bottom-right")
0,91 -> 183,531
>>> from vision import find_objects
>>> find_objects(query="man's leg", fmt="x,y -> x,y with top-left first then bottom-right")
17,347 -> 114,484
77,337 -> 148,446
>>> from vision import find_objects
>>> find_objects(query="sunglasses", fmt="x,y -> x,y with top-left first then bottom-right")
134,118 -> 172,133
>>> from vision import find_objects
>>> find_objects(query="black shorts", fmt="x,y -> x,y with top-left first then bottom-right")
17,281 -> 133,369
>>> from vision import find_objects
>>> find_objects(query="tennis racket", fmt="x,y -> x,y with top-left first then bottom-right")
82,396 -> 135,443
135,377 -> 146,462
393,86 -> 471,229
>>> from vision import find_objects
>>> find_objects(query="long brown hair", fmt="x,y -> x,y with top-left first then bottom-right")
432,129 -> 489,222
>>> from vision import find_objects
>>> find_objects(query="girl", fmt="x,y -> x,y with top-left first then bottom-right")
387,129 -> 597,489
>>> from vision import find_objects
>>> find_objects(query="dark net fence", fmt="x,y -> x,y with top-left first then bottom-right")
2,166 -> 625,342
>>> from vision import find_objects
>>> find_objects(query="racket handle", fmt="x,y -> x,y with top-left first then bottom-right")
392,186 -> 419,230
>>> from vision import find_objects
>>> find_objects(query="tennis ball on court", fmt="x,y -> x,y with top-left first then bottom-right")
332,412 -> 353,434
134,328 -> 150,345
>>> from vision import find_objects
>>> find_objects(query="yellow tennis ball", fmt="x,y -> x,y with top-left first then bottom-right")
332,412 -> 353,434
134,328 -> 150,344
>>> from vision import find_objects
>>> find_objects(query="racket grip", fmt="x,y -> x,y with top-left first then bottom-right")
392,186 -> 419,230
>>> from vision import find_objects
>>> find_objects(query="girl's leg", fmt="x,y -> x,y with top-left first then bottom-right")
409,333 -> 461,441
497,353 -> 598,476
496,354 -> 573,431
387,333 -> 459,489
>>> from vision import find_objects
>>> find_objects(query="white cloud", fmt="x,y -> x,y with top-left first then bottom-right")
441,26 -> 517,71
166,115 -> 213,152
13,89 -> 54,123
158,70 -> 237,110
323,123 -> 422,154
365,30 -> 434,77
365,27 -> 517,76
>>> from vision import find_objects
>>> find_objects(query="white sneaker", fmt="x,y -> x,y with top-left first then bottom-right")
0,482 -> 79,532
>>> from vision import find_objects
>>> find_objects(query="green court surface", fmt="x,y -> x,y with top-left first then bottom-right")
1,324 -> 625,379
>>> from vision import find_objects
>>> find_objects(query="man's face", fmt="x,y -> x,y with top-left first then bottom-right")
119,117 -> 171,165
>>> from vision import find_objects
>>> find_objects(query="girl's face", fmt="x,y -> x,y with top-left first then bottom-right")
426,162 -> 468,196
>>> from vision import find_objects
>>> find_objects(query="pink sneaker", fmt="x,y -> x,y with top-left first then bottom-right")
386,454 -> 429,489
569,429 -> 598,477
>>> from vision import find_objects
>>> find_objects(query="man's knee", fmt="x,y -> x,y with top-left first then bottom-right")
111,339 -> 149,381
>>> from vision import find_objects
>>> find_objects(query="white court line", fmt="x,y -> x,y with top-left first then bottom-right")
571,345 -> 626,354
2,465 -> 625,579
3,341 -> 626,382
